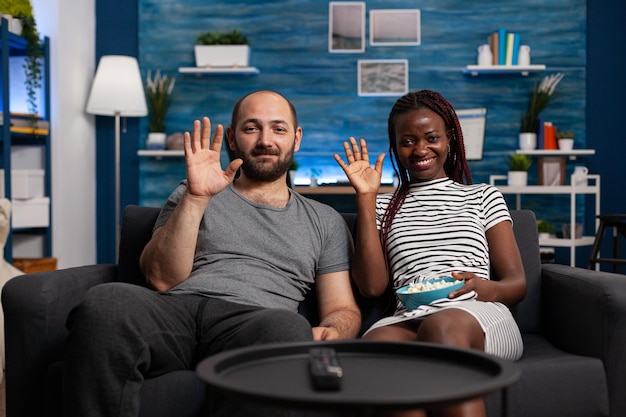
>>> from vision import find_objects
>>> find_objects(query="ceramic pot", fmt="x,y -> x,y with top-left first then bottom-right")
558,138 -> 574,151
518,132 -> 537,151
147,132 -> 167,150
507,171 -> 528,186
194,45 -> 250,67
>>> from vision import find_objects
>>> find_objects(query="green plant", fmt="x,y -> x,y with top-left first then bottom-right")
290,160 -> 300,171
507,153 -> 532,172
557,130 -> 575,139
537,220 -> 556,234
144,70 -> 176,133
20,15 -> 42,118
0,0 -> 43,118
309,168 -> 322,178
196,29 -> 249,45
520,73 -> 564,133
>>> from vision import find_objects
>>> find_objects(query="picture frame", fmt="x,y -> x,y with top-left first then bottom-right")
357,59 -> 409,97
328,2 -> 366,53
370,9 -> 421,46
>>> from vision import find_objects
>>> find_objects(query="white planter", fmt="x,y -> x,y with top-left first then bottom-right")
518,132 -> 537,150
558,138 -> 574,151
146,132 -> 167,150
507,171 -> 528,186
194,45 -> 250,68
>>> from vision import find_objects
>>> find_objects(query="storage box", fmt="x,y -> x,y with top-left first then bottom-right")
0,169 -> 45,199
12,197 -> 50,228
13,257 -> 57,273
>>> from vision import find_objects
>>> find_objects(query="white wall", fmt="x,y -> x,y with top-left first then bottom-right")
32,0 -> 96,267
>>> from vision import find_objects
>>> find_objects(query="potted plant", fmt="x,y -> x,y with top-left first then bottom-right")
194,29 -> 250,68
1,1 -> 43,120
519,72 -> 564,150
557,130 -> 575,151
537,219 -> 556,239
507,153 -> 532,186
144,69 -> 176,149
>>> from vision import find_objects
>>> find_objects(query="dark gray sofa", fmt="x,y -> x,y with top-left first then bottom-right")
3,205 -> 626,417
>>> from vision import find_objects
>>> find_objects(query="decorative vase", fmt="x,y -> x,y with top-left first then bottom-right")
194,45 -> 250,68
507,171 -> 528,186
147,132 -> 167,150
518,132 -> 537,151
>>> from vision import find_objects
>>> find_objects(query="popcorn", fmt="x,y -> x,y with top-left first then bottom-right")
405,279 -> 456,294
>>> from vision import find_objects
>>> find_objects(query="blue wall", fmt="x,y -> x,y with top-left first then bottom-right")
137,0 -> 585,204
96,0 -> 626,268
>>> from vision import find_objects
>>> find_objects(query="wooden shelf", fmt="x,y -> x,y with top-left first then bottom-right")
463,64 -> 546,76
178,66 -> 260,75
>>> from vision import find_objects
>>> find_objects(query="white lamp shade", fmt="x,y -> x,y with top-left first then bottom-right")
86,55 -> 148,117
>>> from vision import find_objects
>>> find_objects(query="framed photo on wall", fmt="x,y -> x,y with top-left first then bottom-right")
358,59 -> 409,97
329,2 -> 366,53
370,9 -> 421,46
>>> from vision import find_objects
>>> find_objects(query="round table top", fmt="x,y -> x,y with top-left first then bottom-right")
197,340 -> 520,411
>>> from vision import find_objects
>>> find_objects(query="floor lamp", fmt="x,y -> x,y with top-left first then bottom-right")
86,56 -> 147,258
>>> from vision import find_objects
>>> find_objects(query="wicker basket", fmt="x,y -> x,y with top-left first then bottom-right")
13,257 -> 57,274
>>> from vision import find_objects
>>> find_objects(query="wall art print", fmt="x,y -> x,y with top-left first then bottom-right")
328,2 -> 365,53
357,59 -> 408,97
370,9 -> 421,46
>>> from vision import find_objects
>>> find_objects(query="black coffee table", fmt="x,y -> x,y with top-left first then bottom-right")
197,340 -> 520,416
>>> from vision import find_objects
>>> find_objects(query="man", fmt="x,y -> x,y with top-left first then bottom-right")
62,90 -> 361,417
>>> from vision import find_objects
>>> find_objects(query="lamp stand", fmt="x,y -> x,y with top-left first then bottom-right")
114,111 -> 121,260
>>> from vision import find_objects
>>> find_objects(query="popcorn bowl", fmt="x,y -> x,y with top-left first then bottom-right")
396,277 -> 464,311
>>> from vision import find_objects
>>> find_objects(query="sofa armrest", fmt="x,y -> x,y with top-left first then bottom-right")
542,263 -> 626,417
2,264 -> 117,417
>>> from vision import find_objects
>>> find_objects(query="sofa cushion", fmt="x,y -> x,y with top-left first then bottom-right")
485,334 -> 609,417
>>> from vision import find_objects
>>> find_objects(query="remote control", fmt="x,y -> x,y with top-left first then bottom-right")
308,347 -> 343,391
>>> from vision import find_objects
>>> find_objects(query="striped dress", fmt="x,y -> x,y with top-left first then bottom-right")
366,178 -> 523,361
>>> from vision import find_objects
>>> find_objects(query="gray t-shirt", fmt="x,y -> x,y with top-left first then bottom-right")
154,182 -> 353,311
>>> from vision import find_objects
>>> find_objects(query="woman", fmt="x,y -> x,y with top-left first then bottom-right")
334,90 -> 526,417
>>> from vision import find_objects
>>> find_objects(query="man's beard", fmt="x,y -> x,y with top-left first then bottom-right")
235,145 -> 295,182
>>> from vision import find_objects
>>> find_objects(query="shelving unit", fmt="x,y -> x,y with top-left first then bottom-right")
0,19 -> 51,262
463,64 -> 546,76
178,66 -> 259,75
490,173 -> 600,267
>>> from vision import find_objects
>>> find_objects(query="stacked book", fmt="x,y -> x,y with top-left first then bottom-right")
488,28 -> 521,66
537,120 -> 558,150
0,111 -> 50,135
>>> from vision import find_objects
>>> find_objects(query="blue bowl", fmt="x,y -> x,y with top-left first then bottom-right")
396,277 -> 464,310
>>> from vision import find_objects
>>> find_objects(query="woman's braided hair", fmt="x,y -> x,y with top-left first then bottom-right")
381,90 -> 473,245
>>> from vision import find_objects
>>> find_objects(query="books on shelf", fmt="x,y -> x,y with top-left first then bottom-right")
541,121 -> 558,150
0,112 -> 49,135
489,28 -> 522,67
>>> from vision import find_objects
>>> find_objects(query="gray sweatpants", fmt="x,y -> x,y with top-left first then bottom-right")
62,282 -> 314,417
